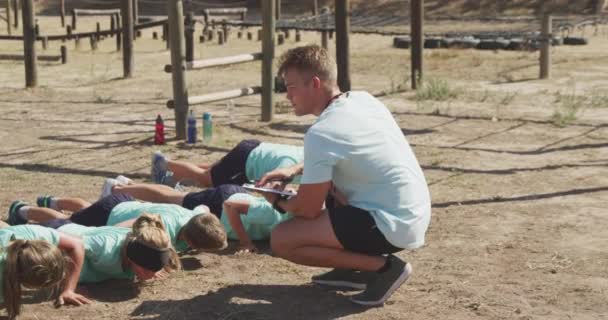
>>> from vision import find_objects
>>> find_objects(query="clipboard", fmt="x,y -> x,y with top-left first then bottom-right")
242,183 -> 297,197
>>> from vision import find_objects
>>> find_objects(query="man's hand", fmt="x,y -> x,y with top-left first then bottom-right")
256,168 -> 294,187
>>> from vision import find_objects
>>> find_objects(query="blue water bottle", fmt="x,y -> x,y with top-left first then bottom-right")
203,112 -> 213,142
187,110 -> 197,144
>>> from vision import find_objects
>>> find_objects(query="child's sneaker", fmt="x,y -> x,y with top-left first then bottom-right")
8,200 -> 28,225
151,151 -> 169,184
36,195 -> 54,208
116,175 -> 133,185
312,269 -> 377,290
100,178 -> 120,199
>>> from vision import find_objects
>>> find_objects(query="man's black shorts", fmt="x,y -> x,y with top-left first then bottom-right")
210,139 -> 261,186
327,201 -> 402,256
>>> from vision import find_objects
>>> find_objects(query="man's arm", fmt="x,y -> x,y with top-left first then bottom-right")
271,181 -> 331,219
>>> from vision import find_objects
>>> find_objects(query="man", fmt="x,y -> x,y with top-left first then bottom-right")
257,45 -> 431,306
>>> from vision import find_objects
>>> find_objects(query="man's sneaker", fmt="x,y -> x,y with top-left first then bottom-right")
151,151 -> 169,184
311,269 -> 377,290
350,255 -> 412,306
36,195 -> 54,208
8,200 -> 28,225
100,178 -> 120,199
116,175 -> 133,185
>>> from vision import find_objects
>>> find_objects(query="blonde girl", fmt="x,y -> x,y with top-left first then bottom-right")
0,225 -> 91,320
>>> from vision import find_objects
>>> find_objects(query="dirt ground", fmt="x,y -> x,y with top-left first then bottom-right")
0,15 -> 607,320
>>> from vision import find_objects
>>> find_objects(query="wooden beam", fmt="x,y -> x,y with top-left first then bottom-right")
121,0 -> 134,78
73,9 -> 121,16
167,86 -> 261,108
12,0 -> 17,28
0,53 -> 61,61
335,0 -> 351,92
261,0 -> 275,121
164,52 -> 262,72
22,0 -> 36,87
168,0 -> 188,139
410,0 -> 423,89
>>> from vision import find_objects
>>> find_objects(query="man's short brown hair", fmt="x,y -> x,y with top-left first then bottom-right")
278,45 -> 337,81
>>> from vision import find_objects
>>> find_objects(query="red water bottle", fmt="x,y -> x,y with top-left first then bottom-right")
154,114 -> 165,145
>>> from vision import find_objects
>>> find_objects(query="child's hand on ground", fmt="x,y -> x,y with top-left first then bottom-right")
236,242 -> 258,254
56,289 -> 93,307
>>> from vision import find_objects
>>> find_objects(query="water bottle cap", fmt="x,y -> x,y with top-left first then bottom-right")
203,112 -> 212,120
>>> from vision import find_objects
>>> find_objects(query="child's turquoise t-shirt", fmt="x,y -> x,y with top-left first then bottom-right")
0,225 -> 61,303
245,142 -> 304,183
221,193 -> 292,241
107,201 -> 206,252
61,225 -> 134,283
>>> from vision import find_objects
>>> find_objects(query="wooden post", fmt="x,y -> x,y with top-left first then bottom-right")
121,0 -> 134,78
90,35 -> 97,50
275,0 -> 281,21
312,0 -> 318,15
132,0 -> 138,24
219,30 -> 225,44
261,0 -> 275,121
540,14 -> 552,79
168,0 -> 188,139
74,36 -> 80,50
321,30 -> 328,49
295,28 -> 301,42
6,0 -> 12,35
66,24 -> 71,38
41,35 -> 48,50
110,14 -> 116,37
96,22 -> 101,38
71,9 -> 76,30
257,28 -> 262,41
278,32 -> 285,45
238,31 -> 242,38
22,0 -> 36,87
153,31 -> 158,39
60,45 -> 67,64
247,31 -> 252,40
335,0 -> 351,92
60,0 -> 65,27
410,0 -> 423,89
116,27 -> 121,51
185,12 -> 194,61
34,21 -> 38,35
12,0 -> 17,28
222,22 -> 228,43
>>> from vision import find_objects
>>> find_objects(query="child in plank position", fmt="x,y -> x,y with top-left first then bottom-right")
103,179 -> 293,253
0,224 -> 91,320
54,214 -> 182,283
151,139 -> 303,187
8,193 -> 227,253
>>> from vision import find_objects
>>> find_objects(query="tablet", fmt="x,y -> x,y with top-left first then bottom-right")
242,184 -> 296,197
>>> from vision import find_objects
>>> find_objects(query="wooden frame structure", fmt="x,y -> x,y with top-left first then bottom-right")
167,0 -> 275,139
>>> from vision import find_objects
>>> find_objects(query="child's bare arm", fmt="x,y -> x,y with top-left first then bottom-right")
223,199 -> 257,253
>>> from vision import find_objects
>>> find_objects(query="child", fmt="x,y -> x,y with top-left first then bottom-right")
9,193 -> 227,253
0,224 -> 91,320
104,179 -> 293,253
45,214 -> 180,283
151,139 -> 303,187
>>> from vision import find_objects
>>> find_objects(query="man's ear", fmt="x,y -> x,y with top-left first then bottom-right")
311,76 -> 322,89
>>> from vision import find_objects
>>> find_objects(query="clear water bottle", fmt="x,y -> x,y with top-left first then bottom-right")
187,110 -> 197,144
203,112 -> 212,142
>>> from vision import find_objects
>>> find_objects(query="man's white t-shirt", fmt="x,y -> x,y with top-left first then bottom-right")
301,91 -> 431,249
